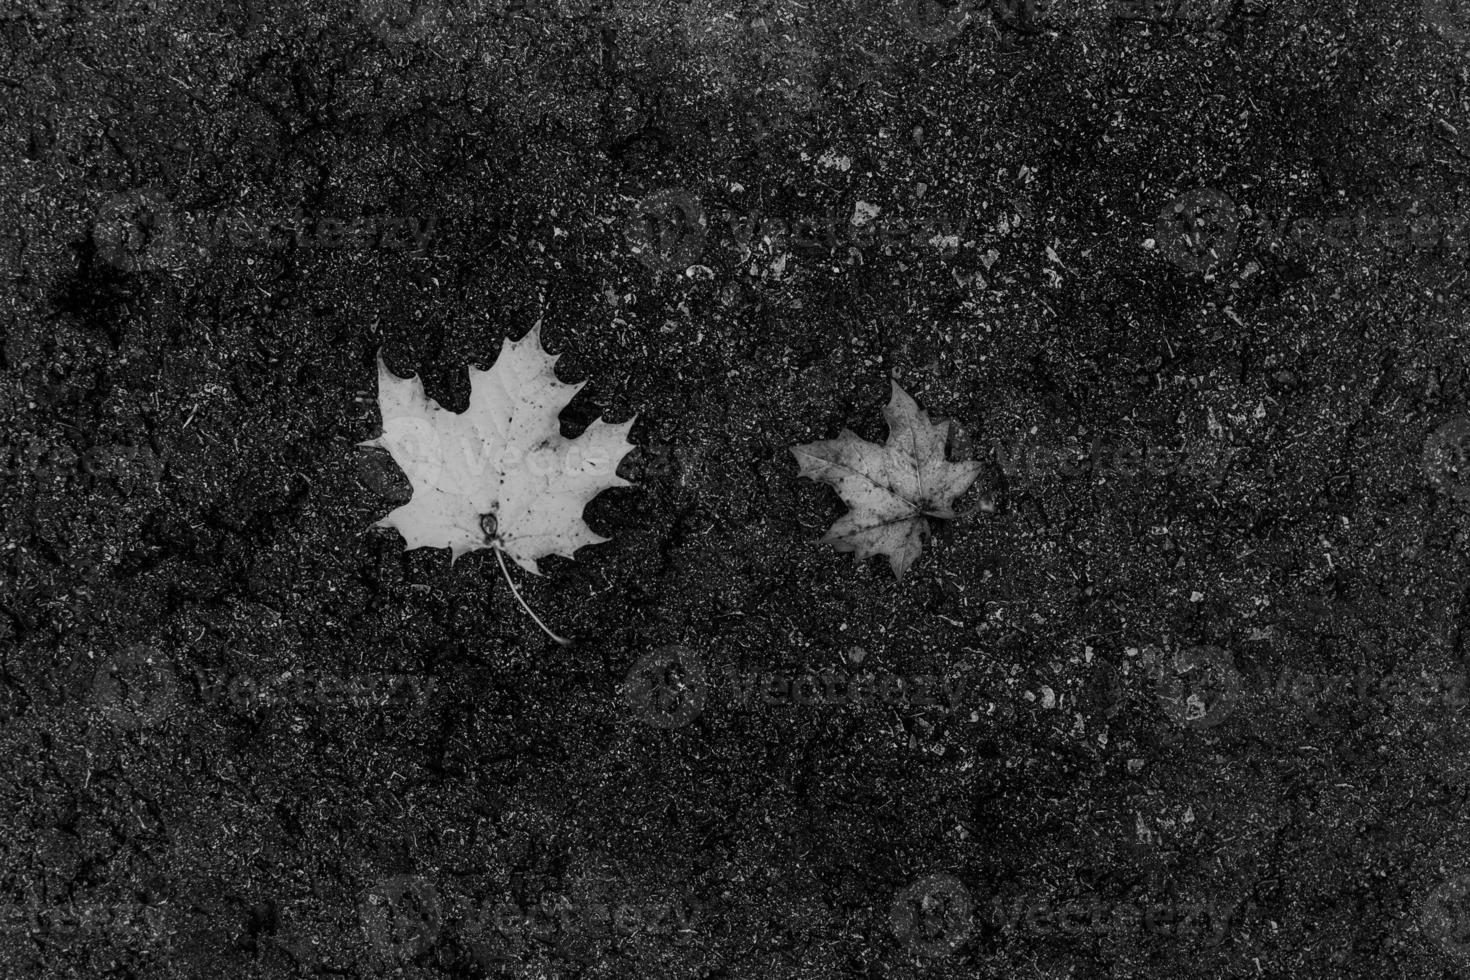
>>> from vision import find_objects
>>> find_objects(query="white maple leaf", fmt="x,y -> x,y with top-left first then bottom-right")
360,324 -> 635,582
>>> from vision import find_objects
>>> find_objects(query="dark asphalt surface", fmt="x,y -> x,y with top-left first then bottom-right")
4,0 -> 1470,976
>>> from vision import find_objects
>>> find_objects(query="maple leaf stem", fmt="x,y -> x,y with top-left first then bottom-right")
494,546 -> 571,646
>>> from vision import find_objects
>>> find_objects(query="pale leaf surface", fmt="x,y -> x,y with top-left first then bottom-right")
791,382 -> 981,580
361,325 -> 635,573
